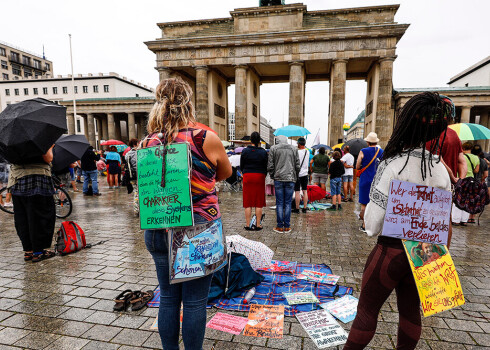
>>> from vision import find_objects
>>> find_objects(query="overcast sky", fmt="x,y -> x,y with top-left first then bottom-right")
1,0 -> 489,144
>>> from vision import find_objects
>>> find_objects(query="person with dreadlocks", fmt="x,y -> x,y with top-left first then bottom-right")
142,78 -> 232,350
343,92 -> 455,350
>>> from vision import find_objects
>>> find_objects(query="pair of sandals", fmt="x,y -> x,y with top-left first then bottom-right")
244,214 -> 265,231
113,289 -> 154,311
24,250 -> 56,263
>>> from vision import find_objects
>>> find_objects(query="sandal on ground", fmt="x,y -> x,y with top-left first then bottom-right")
24,252 -> 33,261
452,222 -> 460,226
253,225 -> 263,231
32,250 -> 56,263
113,290 -> 133,311
467,219 -> 476,224
244,226 -> 254,231
130,290 -> 154,311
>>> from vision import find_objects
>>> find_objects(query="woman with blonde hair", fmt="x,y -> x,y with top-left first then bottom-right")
143,78 -> 231,350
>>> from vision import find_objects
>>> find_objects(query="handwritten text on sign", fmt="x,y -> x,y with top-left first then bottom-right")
137,143 -> 193,229
243,305 -> 284,339
382,180 -> 451,245
403,241 -> 464,317
296,309 -> 348,348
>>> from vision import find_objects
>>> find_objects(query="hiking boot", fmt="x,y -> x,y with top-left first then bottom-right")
94,193 -> 102,196
273,227 -> 284,233
337,205 -> 342,210
327,205 -> 337,211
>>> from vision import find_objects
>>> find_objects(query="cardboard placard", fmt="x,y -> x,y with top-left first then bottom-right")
206,312 -> 249,335
169,219 -> 226,283
382,180 -> 452,245
283,292 -> 319,305
137,143 -> 193,229
243,305 -> 284,338
296,309 -> 348,348
320,295 -> 358,323
298,270 -> 340,285
403,240 -> 465,317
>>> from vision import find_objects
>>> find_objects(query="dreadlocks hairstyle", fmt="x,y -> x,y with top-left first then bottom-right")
147,78 -> 196,145
383,92 -> 455,180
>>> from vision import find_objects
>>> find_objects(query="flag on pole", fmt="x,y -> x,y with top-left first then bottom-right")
312,129 -> 320,146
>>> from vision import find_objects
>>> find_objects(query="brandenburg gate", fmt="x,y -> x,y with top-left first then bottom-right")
145,3 -> 408,146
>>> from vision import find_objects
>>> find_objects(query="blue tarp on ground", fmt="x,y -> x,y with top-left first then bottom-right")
148,263 -> 353,317
208,262 -> 353,316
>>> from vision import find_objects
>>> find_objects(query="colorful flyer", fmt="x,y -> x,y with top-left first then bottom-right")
137,143 -> 194,229
283,292 -> 319,305
298,270 -> 340,285
296,309 -> 348,348
320,295 -> 358,323
259,260 -> 297,274
206,312 -> 249,335
243,305 -> 284,338
382,180 -> 452,245
403,240 -> 465,317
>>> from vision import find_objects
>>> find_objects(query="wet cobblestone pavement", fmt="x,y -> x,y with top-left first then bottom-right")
0,180 -> 488,349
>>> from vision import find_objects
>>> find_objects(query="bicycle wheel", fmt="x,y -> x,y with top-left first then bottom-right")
53,186 -> 73,219
0,187 -> 14,214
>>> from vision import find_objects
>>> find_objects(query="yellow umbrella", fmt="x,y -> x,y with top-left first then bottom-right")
332,143 -> 344,150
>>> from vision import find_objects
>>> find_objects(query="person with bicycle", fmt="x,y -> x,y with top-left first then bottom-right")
7,145 -> 57,262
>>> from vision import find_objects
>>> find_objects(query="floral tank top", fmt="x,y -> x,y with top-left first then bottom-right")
146,128 -> 220,223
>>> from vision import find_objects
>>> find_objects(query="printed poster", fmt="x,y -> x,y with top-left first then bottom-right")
169,219 -> 226,284
382,180 -> 452,245
298,270 -> 340,285
320,295 -> 358,323
296,309 -> 348,348
259,260 -> 297,274
283,292 -> 319,305
403,240 -> 465,317
243,305 -> 284,339
137,143 -> 193,230
206,312 -> 248,335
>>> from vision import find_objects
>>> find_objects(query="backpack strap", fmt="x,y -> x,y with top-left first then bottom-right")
464,154 -> 475,174
358,148 -> 380,176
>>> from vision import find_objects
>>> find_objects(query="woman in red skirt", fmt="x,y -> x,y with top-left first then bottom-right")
240,132 -> 268,230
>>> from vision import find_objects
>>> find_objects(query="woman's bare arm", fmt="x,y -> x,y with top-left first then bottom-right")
42,145 -> 55,164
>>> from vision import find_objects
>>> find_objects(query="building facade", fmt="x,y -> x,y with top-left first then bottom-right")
345,110 -> 365,141
145,2 -> 408,147
0,73 -> 154,148
260,116 -> 275,145
448,56 -> 490,87
0,41 -> 53,82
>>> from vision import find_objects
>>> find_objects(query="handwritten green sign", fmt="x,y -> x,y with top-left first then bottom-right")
137,143 -> 193,229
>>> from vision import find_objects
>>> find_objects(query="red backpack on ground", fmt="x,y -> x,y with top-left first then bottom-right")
55,221 -> 87,255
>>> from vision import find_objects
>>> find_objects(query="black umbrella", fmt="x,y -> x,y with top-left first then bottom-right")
0,98 -> 67,164
52,135 -> 90,172
342,138 -> 368,158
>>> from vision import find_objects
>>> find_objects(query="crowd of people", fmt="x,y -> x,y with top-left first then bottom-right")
1,77 -> 489,350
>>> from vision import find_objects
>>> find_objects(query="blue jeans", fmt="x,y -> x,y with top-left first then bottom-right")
145,230 -> 213,350
330,177 -> 342,196
274,181 -> 295,228
82,170 -> 99,194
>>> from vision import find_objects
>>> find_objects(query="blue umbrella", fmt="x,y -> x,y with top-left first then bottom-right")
311,144 -> 333,151
273,125 -> 311,137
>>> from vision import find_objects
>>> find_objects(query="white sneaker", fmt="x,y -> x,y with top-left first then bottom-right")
3,202 -> 13,208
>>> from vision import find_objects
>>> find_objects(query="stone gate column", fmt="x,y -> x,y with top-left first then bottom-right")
288,61 -> 305,127
461,106 -> 472,123
82,115 -> 89,140
67,113 -> 75,135
235,65 -> 248,139
195,66 -> 209,126
328,59 -> 347,146
138,115 -> 147,139
375,57 -> 395,147
87,113 -> 96,147
157,67 -> 174,82
128,112 -> 136,140
107,113 -> 116,140
101,116 -> 108,141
